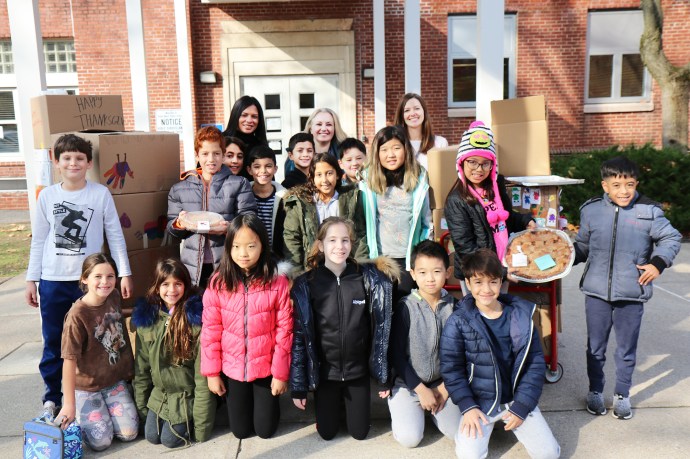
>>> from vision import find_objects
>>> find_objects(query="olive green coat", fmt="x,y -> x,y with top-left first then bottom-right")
281,185 -> 369,269
132,296 -> 216,442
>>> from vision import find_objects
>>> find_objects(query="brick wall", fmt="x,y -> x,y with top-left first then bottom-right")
0,191 -> 28,209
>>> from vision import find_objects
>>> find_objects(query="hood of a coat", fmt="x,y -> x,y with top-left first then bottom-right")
132,294 -> 203,328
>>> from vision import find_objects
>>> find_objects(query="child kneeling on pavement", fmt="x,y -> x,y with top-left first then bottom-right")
440,249 -> 560,459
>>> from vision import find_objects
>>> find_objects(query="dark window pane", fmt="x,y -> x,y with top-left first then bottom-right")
452,59 -> 476,102
0,91 -> 15,119
300,116 -> 309,131
299,93 -> 315,109
589,55 -> 613,98
0,125 -> 19,153
503,58 -> 510,99
264,94 -> 280,110
621,54 -> 644,97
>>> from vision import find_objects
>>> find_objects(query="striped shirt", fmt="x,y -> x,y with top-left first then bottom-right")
255,190 -> 276,244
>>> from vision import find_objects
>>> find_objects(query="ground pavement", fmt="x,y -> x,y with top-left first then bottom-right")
1,234 -> 688,458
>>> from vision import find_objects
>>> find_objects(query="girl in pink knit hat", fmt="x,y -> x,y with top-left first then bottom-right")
444,121 -> 535,295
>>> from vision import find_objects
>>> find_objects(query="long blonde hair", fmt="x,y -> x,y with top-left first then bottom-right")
366,125 -> 421,194
306,217 -> 357,269
303,108 -> 347,145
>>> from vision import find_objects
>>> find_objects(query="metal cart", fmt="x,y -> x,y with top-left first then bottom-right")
439,231 -> 563,383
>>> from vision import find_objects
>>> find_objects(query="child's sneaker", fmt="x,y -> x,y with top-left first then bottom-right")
40,401 -> 58,422
586,391 -> 607,415
612,394 -> 632,420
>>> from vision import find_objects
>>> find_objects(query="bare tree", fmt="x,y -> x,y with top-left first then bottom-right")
640,0 -> 690,151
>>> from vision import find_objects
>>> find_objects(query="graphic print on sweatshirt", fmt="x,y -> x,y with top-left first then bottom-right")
94,309 -> 127,365
53,200 -> 94,251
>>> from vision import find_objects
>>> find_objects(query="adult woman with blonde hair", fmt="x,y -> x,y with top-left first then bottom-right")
394,93 -> 448,170
285,107 -> 348,173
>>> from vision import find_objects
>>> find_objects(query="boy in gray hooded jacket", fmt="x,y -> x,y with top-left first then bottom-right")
574,156 -> 681,420
388,240 -> 461,448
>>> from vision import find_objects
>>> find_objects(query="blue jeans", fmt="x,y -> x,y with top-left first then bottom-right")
38,279 -> 83,405
145,409 -> 190,448
585,295 -> 644,397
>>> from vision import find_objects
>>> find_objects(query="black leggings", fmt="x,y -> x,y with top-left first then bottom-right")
225,376 -> 280,439
314,376 -> 371,441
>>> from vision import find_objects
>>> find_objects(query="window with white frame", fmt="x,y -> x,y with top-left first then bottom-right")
447,14 -> 516,108
0,91 -> 19,154
586,10 -> 650,104
44,40 -> 77,73
0,41 -> 13,74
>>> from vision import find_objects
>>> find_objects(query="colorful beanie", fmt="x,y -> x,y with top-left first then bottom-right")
456,120 -> 510,259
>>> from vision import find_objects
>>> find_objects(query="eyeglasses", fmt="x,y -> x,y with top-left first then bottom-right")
464,159 -> 493,171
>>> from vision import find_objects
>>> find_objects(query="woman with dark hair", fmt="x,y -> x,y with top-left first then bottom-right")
394,93 -> 448,170
222,96 -> 268,157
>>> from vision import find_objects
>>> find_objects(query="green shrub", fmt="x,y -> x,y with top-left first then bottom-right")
550,145 -> 690,234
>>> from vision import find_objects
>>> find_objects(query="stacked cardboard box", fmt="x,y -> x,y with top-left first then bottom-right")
32,95 -> 182,312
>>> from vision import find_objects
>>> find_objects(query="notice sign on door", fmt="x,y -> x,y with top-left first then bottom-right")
155,109 -> 183,135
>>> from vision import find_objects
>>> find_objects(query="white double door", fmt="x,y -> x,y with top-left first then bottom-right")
240,74 -> 339,182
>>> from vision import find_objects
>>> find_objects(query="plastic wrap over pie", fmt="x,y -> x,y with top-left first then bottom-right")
179,211 -> 224,233
505,228 -> 575,283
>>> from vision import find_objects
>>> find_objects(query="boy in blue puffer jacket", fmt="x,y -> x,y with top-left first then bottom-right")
440,249 -> 559,459
574,156 -> 681,420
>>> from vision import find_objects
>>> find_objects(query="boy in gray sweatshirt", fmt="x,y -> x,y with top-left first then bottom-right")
388,240 -> 461,448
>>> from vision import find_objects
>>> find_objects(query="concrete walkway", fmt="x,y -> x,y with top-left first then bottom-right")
1,244 -> 689,458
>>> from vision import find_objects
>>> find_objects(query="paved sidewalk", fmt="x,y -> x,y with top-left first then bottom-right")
1,244 -> 689,458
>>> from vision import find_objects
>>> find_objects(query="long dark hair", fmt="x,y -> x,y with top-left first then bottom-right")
394,93 -> 436,154
211,214 -> 276,292
366,125 -> 420,194
223,95 -> 268,144
447,162 -> 495,206
304,153 -> 345,201
146,258 -> 196,364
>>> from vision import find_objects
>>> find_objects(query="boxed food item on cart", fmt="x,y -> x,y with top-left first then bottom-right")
505,228 -> 575,283
32,95 -> 124,148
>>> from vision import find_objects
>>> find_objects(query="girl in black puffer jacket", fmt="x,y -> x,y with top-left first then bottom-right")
289,216 -> 399,441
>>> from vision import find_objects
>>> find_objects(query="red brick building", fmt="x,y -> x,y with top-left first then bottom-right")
1,0 -> 689,209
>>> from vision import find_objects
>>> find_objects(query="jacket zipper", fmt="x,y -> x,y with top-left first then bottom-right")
337,276 -> 345,381
513,304 -> 535,394
429,302 -> 440,381
243,283 -> 249,382
607,206 -> 620,301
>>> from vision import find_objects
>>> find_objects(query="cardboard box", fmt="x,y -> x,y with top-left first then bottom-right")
119,245 -> 181,312
432,208 -> 448,241
505,184 -> 561,227
491,95 -> 550,177
112,191 -> 171,251
51,131 -> 181,195
32,95 -> 124,148
427,145 -> 460,209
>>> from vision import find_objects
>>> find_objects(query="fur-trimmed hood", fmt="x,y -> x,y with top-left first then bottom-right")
362,255 -> 401,284
131,294 -> 203,329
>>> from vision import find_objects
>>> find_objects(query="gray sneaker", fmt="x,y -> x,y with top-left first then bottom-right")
612,393 -> 632,420
41,401 -> 58,422
586,391 -> 607,415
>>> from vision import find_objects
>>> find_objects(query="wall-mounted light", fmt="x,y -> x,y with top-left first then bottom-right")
199,71 -> 217,84
362,67 -> 375,79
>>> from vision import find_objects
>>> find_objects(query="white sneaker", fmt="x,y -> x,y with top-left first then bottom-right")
41,401 -> 57,422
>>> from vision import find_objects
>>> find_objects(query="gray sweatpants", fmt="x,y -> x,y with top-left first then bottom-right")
388,383 -> 461,448
454,405 -> 560,459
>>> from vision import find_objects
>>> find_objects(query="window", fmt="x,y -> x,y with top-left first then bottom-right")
44,40 -> 77,73
0,91 -> 19,154
586,11 -> 650,104
0,41 -> 13,74
447,14 -> 516,108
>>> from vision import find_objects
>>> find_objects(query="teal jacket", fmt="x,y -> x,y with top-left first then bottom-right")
359,170 -> 431,270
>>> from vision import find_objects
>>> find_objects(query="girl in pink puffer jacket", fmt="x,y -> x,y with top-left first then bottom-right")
201,214 -> 293,439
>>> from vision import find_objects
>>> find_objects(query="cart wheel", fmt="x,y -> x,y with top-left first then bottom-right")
545,363 -> 563,383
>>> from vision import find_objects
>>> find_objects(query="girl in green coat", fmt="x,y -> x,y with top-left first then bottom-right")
279,153 -> 369,269
132,258 -> 216,448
